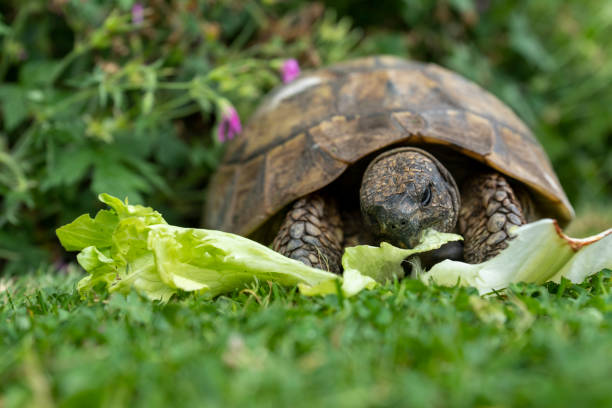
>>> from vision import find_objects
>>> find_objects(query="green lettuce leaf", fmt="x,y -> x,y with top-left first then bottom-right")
298,267 -> 378,297
342,229 -> 463,282
145,225 -> 339,297
299,229 -> 462,296
57,195 -> 173,301
56,210 -> 118,251
75,246 -> 119,293
420,219 -> 612,294
58,194 -> 342,301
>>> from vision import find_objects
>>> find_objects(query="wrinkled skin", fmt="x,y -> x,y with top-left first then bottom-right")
360,147 -> 460,248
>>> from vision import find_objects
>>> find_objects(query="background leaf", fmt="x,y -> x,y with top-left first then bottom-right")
0,85 -> 29,131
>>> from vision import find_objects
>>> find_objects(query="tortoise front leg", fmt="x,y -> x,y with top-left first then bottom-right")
272,194 -> 344,274
458,173 -> 527,263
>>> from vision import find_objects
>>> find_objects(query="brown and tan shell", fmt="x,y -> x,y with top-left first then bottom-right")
205,56 -> 574,236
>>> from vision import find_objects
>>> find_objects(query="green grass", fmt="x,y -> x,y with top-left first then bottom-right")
1,268 -> 611,408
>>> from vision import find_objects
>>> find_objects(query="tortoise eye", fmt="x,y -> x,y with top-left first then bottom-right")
421,184 -> 432,207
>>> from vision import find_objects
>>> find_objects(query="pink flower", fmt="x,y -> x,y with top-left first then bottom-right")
132,3 -> 144,25
281,59 -> 301,83
217,106 -> 242,142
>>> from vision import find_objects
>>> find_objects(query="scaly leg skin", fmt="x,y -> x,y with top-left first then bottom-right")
458,173 -> 527,263
272,194 -> 344,274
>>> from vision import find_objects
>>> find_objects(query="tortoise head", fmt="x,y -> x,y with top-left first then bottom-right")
360,147 -> 460,248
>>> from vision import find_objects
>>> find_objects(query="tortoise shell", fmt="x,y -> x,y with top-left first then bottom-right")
205,56 -> 574,236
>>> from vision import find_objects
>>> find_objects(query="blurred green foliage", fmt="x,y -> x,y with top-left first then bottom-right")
1,0 -> 611,273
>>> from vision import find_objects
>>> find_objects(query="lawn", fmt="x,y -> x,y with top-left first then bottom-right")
1,268 -> 611,407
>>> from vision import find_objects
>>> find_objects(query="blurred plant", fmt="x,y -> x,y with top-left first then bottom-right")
0,0 -> 362,273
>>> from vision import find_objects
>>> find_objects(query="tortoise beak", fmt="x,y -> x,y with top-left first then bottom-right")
394,221 -> 423,249
366,199 -> 423,249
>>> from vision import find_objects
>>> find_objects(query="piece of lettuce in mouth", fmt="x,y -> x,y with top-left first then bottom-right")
299,229 -> 462,295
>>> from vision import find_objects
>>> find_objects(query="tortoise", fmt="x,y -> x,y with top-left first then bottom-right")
205,56 -> 574,273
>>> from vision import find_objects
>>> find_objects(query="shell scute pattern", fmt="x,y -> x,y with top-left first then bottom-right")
205,56 -> 573,236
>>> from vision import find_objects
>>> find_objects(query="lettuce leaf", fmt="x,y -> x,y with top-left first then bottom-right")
420,219 -> 612,294
298,229 -> 462,296
58,194 -> 341,301
342,229 -> 462,282
145,225 -> 339,297
56,210 -> 118,251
